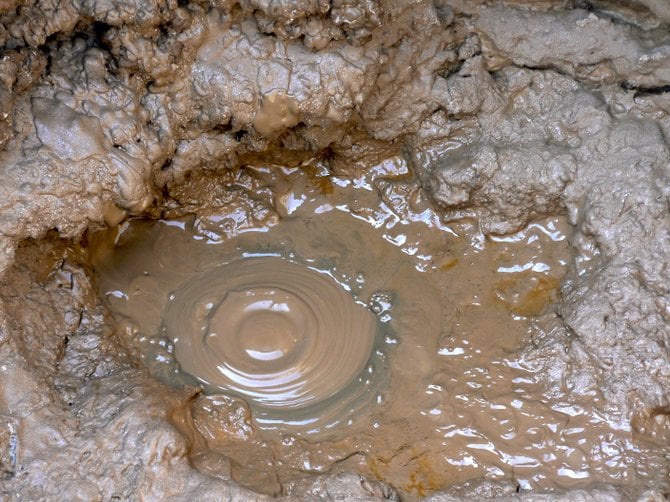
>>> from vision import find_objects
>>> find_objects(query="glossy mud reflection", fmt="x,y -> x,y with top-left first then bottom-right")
91,158 -> 669,497
164,257 -> 378,409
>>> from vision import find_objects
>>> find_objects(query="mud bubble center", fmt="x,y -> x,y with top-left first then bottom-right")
164,256 -> 378,409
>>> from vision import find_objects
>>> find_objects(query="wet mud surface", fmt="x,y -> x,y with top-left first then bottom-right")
1,0 -> 670,500
91,163 -> 669,498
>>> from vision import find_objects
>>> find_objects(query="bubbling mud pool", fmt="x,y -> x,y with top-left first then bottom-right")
164,256 -> 379,411
90,158 -> 669,497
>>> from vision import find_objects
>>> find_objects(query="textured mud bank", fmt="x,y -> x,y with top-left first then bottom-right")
0,0 -> 669,500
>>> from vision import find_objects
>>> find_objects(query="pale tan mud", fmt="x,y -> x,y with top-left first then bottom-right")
90,158 -> 670,498
1,1 -> 670,500
163,257 -> 378,410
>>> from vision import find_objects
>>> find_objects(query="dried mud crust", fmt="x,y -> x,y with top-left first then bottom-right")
0,0 -> 668,500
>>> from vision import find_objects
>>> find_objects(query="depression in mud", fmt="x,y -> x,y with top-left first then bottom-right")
89,160 -> 667,497
1,1 -> 670,500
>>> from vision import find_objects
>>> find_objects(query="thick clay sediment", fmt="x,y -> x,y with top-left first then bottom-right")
0,0 -> 669,500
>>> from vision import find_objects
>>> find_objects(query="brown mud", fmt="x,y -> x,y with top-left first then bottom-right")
90,161 -> 669,498
1,1 -> 670,500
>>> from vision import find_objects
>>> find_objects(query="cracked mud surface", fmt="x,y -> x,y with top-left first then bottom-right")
0,0 -> 669,500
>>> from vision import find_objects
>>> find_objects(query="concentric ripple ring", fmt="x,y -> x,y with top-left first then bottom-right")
164,257 -> 378,409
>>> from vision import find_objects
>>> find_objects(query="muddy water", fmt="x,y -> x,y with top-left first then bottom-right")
90,159 -> 668,497
164,256 -> 378,410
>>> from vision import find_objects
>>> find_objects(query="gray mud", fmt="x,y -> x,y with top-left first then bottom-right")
0,0 -> 669,500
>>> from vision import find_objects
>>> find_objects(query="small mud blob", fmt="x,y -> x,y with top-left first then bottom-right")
164,257 -> 377,408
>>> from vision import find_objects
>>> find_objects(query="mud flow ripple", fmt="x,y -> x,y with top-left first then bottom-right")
163,257 -> 378,409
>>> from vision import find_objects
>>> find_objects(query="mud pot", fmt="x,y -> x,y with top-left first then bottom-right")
1,0 -> 670,500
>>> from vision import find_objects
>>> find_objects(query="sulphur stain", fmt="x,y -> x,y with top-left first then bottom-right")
493,272 -> 560,316
403,455 -> 444,497
303,163 -> 334,195
367,450 -> 446,498
439,257 -> 459,271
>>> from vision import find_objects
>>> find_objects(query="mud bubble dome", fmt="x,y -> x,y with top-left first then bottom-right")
164,256 -> 378,409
